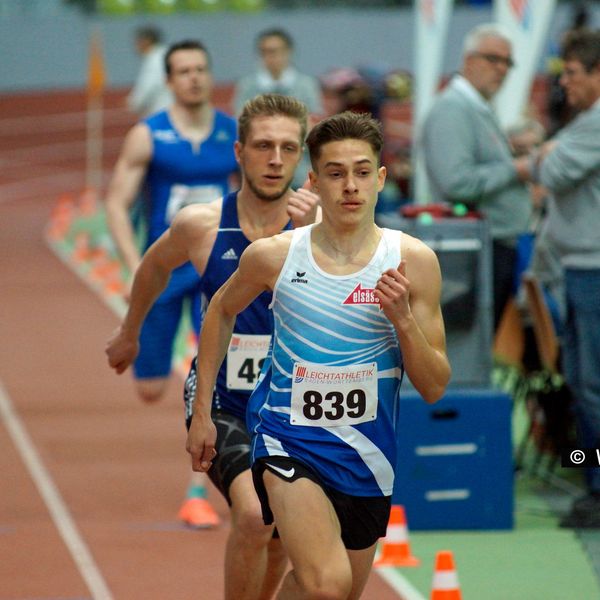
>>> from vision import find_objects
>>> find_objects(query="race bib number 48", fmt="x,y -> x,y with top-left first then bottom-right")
226,334 -> 270,391
290,362 -> 378,427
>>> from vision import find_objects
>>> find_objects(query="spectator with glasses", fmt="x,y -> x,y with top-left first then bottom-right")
234,28 -> 322,189
420,23 -> 534,330
233,28 -> 322,118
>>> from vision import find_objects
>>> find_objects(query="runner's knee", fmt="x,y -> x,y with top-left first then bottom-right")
136,378 -> 168,403
231,503 -> 272,544
292,563 -> 352,600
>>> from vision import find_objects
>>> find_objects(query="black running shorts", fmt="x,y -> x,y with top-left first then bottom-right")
252,455 -> 391,550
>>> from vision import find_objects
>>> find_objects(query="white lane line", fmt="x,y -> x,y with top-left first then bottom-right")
0,380 -> 114,600
376,566 -> 427,600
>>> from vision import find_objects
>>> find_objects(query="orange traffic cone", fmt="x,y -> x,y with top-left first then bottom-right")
431,550 -> 461,600
374,505 -> 420,567
72,232 -> 92,264
104,276 -> 126,297
51,193 -> 76,221
47,194 -> 76,240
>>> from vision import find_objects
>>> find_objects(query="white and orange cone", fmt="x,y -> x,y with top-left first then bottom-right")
374,504 -> 420,567
431,550 -> 462,600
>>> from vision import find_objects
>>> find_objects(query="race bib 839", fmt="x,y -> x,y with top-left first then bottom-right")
290,361 -> 378,427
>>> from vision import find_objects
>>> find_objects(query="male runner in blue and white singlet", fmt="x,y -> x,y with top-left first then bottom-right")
107,94 -> 319,600
187,111 -> 451,599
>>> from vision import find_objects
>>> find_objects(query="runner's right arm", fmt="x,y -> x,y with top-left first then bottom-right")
104,123 -> 152,275
105,203 -> 216,374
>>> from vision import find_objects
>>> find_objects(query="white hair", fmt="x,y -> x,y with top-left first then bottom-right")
463,23 -> 512,57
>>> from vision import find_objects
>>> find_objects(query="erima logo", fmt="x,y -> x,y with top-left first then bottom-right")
267,464 -> 296,479
221,248 -> 238,260
291,271 -> 308,284
216,129 -> 231,142
343,283 -> 381,306
153,129 -> 178,143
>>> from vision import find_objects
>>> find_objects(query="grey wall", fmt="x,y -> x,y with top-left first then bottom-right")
1,4 -> 598,92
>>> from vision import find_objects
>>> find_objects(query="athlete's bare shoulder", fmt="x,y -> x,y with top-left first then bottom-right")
399,231 -> 441,295
400,231 -> 437,264
122,122 -> 152,164
245,230 -> 293,263
171,198 -> 223,239
239,230 -> 294,290
167,199 -> 223,274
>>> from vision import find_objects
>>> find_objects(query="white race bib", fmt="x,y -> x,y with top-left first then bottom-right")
166,184 -> 222,222
226,334 -> 271,391
290,362 -> 378,427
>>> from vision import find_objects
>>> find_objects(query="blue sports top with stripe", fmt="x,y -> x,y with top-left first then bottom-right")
143,109 -> 237,292
249,224 -> 404,497
195,191 -> 291,422
143,109 -> 238,249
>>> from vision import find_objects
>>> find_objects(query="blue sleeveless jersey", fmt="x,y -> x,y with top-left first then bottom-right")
142,108 -> 238,293
249,225 -> 404,497
144,109 -> 238,247
199,192 -> 291,421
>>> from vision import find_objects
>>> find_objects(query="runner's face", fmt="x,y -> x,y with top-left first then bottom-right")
236,116 -> 303,202
167,49 -> 213,107
309,139 -> 385,226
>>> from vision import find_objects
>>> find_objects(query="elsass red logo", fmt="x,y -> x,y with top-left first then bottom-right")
342,283 -> 380,306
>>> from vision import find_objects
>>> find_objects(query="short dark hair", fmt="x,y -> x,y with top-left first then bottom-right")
561,28 -> 600,72
306,111 -> 384,169
164,40 -> 211,75
135,25 -> 162,45
256,28 -> 294,50
237,93 -> 308,146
